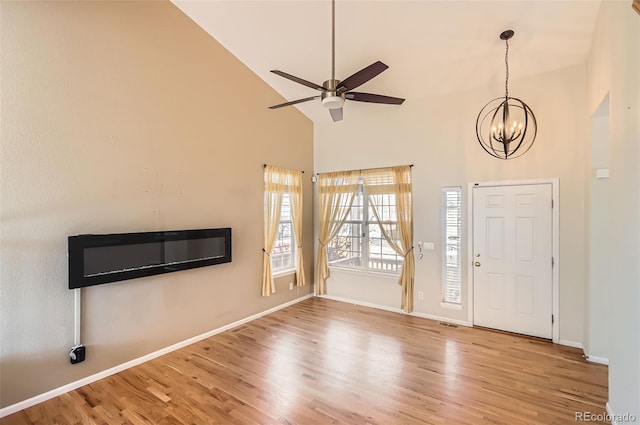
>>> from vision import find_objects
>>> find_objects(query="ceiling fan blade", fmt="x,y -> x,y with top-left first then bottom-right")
329,108 -> 343,122
337,61 -> 389,91
269,95 -> 321,109
270,70 -> 326,91
345,92 -> 405,105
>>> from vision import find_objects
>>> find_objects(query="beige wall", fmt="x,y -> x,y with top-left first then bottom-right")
586,1 -> 640,416
583,99 -> 610,361
0,1 -> 313,408
315,64 -> 587,344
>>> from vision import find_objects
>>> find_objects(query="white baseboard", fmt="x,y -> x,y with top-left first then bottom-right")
559,340 -> 609,364
0,293 -> 313,419
410,311 -> 472,327
558,339 -> 584,349
319,299 -> 589,346
582,349 -> 609,365
318,295 -> 472,327
318,294 -> 403,314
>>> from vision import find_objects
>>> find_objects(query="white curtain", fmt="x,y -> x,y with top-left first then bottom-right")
362,166 -> 414,312
316,171 -> 361,295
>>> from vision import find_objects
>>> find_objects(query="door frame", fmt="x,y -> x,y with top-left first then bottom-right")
467,178 -> 559,343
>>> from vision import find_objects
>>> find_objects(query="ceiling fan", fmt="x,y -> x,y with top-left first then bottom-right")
268,0 -> 405,122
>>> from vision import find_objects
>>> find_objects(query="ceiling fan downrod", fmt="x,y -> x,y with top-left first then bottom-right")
331,0 -> 335,82
322,0 -> 344,111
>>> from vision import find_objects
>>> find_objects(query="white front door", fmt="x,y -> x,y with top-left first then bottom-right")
472,184 -> 553,339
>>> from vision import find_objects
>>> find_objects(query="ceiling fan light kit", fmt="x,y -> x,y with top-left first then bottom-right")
268,0 -> 404,122
321,96 -> 345,109
476,30 -> 537,160
321,80 -> 345,110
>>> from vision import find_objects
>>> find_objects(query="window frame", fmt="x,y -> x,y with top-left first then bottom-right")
328,181 -> 401,275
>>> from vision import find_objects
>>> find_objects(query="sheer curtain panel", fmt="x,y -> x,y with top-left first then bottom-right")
362,166 -> 414,312
316,170 -> 361,295
263,166 -> 305,296
262,166 -> 287,296
290,170 -> 306,287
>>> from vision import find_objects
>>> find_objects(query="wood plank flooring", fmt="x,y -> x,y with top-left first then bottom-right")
2,298 -> 608,425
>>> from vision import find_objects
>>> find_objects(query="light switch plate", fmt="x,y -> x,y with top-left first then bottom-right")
424,242 -> 435,250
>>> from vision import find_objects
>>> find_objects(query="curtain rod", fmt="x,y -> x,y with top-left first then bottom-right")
263,163 -> 305,174
315,164 -> 413,175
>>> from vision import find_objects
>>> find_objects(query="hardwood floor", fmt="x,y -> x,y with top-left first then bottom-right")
2,298 -> 608,425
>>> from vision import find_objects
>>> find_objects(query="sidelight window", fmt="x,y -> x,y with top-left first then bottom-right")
442,187 -> 462,304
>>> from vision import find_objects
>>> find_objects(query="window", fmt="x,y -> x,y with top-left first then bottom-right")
263,165 -> 305,296
442,187 -> 462,304
327,181 -> 401,273
271,192 -> 295,273
317,166 -> 412,308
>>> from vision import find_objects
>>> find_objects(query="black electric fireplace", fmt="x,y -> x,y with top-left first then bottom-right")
68,228 -> 231,289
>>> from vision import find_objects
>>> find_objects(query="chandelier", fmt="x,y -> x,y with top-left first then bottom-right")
476,30 -> 537,160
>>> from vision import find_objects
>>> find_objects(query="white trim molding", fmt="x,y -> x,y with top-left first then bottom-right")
558,339 -> 584,349
411,311 -> 472,327
584,354 -> 609,366
318,295 -> 472,327
582,347 -> 610,365
529,340 -> 608,364
318,294 -> 403,314
0,293 -> 313,419
440,302 -> 463,311
467,178 -> 560,344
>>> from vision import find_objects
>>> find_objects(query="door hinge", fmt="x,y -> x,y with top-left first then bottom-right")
552,257 -> 555,267
552,314 -> 555,324
551,199 -> 554,208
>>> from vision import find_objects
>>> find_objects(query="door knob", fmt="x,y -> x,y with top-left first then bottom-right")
474,261 -> 481,267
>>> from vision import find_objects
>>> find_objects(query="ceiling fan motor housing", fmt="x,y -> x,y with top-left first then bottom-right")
321,79 -> 345,109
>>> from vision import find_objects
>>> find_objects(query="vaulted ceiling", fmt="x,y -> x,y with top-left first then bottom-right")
172,0 -> 602,124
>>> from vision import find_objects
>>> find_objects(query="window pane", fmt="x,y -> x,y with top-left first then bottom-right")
368,223 -> 401,272
280,193 -> 291,221
328,222 -> 363,267
369,193 -> 397,222
272,193 -> 295,272
442,187 -> 462,304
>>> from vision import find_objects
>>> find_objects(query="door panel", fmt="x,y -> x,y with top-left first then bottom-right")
473,184 -> 552,339
488,273 -> 505,311
487,218 -> 505,259
516,276 -> 535,315
516,218 -> 535,261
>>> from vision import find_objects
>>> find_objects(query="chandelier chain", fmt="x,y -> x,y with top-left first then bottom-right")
504,38 -> 509,99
